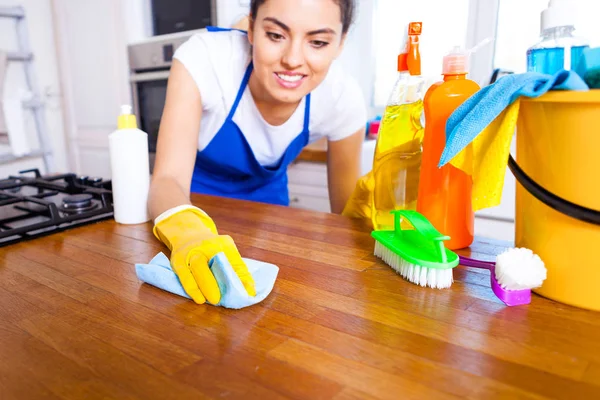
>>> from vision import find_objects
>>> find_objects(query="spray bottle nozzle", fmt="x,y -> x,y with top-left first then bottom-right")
442,38 -> 494,75
408,21 -> 422,36
398,22 -> 422,75
468,37 -> 494,55
120,104 -> 133,115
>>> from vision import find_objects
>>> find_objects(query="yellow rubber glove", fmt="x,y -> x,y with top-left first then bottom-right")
152,206 -> 256,304
342,171 -> 374,227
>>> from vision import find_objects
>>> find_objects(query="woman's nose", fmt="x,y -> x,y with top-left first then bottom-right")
281,40 -> 304,69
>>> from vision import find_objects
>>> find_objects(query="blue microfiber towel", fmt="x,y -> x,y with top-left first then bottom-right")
438,70 -> 589,167
135,252 -> 279,309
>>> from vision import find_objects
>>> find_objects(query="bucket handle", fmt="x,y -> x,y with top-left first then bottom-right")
508,154 -> 600,225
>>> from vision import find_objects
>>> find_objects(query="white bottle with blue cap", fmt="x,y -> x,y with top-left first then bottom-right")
108,105 -> 150,224
527,0 -> 589,74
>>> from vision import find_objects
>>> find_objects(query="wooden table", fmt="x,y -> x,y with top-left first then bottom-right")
1,195 -> 599,399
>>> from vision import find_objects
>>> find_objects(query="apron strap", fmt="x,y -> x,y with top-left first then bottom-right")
206,26 -> 247,34
205,26 -> 251,122
226,61 -> 254,121
303,94 -> 311,132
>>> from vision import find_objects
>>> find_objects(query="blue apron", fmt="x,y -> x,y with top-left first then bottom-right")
190,27 -> 311,206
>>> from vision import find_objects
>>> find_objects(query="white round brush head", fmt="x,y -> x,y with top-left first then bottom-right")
495,248 -> 547,290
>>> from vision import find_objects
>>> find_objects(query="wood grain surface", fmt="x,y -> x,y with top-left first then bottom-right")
1,194 -> 599,399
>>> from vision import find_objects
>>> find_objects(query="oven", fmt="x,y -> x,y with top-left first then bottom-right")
127,30 -> 200,172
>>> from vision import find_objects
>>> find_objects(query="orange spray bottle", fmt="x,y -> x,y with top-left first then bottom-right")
417,47 -> 480,250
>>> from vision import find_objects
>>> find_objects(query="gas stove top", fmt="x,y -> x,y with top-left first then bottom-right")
0,168 -> 114,246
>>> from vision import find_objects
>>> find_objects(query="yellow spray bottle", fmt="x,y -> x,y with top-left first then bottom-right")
370,22 -> 426,230
341,22 -> 425,229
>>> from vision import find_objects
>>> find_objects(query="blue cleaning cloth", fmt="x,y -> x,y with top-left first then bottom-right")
438,70 -> 589,167
135,252 -> 279,309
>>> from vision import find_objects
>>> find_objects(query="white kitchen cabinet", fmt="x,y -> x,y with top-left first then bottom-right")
287,161 -> 330,213
52,0 -> 131,178
287,139 -> 377,214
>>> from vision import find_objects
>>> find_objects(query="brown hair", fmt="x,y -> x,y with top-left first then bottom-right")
250,0 -> 355,34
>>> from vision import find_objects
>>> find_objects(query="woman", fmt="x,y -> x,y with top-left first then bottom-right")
149,0 -> 366,305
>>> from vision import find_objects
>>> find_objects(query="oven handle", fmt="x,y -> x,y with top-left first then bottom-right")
130,71 -> 170,83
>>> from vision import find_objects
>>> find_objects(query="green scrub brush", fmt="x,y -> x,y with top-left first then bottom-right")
372,210 -> 459,289
575,47 -> 600,88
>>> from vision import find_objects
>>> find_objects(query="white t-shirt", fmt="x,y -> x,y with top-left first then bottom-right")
173,29 -> 367,166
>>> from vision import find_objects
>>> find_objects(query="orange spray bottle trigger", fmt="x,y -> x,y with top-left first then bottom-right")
398,22 -> 423,75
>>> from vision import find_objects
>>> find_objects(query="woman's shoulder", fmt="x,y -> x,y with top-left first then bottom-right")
311,61 -> 365,116
312,61 -> 363,106
173,29 -> 250,109
309,61 -> 367,140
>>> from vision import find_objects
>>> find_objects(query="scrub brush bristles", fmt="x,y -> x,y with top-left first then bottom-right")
495,247 -> 546,290
371,210 -> 459,289
374,240 -> 454,289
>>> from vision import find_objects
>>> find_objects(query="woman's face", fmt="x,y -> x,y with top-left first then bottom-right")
248,0 -> 346,105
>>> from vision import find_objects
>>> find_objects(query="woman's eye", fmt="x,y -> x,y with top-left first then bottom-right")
267,32 -> 284,41
311,40 -> 329,49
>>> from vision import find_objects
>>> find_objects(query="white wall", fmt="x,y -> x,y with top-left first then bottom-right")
0,0 -> 68,176
122,0 -> 153,43
335,0 -> 375,116
216,0 -> 250,28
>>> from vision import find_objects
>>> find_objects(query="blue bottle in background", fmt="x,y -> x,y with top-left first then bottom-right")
527,0 -> 589,75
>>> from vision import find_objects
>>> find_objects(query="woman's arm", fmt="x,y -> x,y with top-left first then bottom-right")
326,127 -> 366,214
147,59 -> 202,220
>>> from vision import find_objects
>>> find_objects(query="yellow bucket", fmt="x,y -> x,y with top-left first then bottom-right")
513,90 -> 600,311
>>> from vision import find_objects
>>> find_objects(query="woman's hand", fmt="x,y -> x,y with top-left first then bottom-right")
153,206 -> 256,304
326,127 -> 366,214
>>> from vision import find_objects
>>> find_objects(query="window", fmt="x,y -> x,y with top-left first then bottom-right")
372,0 -> 471,107
494,0 -> 600,73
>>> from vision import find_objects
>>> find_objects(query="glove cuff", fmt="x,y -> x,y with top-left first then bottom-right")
152,205 -> 218,249
154,204 -> 209,225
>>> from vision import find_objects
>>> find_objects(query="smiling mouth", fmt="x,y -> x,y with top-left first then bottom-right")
274,72 -> 307,88
276,73 -> 304,82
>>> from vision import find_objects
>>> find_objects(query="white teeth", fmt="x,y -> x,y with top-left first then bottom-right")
277,73 -> 303,83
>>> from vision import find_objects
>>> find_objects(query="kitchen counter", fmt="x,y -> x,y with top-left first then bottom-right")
1,194 -> 599,399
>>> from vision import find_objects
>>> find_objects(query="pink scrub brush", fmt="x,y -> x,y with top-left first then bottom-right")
460,248 -> 546,306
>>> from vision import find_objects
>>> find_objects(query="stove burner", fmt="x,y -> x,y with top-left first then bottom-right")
0,168 -> 113,246
60,193 -> 98,213
7,179 -> 22,193
64,193 -> 92,208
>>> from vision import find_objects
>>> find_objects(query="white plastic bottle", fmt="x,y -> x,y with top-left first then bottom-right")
526,0 -> 589,74
108,105 -> 150,224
